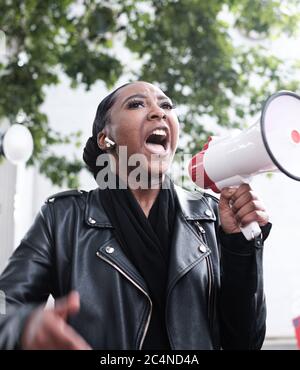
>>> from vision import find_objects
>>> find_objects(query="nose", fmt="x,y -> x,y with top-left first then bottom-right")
147,106 -> 167,121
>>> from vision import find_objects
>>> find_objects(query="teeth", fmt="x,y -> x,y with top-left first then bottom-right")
152,129 -> 167,136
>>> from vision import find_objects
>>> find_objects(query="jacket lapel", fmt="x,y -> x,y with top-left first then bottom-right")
167,186 -> 216,293
96,237 -> 149,294
85,188 -> 150,294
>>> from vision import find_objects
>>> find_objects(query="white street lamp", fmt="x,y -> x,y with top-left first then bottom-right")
0,124 -> 34,164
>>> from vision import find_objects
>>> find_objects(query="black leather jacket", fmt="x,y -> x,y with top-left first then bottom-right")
0,186 -> 270,350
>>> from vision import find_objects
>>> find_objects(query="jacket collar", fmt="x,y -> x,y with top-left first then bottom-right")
84,185 -> 216,228
174,185 -> 216,221
84,188 -> 113,228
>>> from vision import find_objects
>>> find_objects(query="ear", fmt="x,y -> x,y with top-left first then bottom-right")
97,132 -> 107,150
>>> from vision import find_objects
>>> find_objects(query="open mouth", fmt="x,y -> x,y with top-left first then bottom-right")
145,128 -> 169,154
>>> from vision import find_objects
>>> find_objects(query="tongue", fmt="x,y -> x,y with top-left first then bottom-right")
145,142 -> 166,154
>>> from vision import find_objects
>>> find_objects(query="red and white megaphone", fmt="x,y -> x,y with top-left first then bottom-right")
188,91 -> 300,240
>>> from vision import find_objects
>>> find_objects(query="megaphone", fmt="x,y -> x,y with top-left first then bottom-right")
188,91 -> 300,240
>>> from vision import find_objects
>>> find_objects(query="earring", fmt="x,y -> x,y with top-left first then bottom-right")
104,137 -> 116,149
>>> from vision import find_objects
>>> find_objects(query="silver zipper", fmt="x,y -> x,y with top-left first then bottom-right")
194,221 -> 214,326
195,221 -> 206,235
206,255 -> 213,320
96,251 -> 152,350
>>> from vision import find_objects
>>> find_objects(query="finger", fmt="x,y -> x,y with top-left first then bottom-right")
234,200 -> 265,222
239,210 -> 269,227
29,312 -> 67,350
54,291 -> 80,319
34,325 -> 69,350
220,187 -> 237,201
231,191 -> 259,213
230,183 -> 252,202
50,320 -> 92,350
219,188 -> 237,211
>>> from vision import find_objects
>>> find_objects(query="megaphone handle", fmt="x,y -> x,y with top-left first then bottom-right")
240,221 -> 261,241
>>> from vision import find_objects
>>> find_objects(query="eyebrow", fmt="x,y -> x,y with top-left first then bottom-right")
121,93 -> 172,107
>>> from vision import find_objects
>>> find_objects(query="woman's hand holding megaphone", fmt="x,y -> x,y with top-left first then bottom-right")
219,183 -> 269,237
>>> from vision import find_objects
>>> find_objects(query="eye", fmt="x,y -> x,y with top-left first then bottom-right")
160,101 -> 175,110
127,100 -> 145,109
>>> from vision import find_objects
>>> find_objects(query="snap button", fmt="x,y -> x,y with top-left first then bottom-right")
199,244 -> 207,253
105,246 -> 115,254
205,209 -> 212,217
48,198 -> 55,203
88,217 -> 96,224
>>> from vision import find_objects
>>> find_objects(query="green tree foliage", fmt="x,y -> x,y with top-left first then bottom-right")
0,0 -> 300,186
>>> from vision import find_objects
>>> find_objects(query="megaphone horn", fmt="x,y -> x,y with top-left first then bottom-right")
188,90 -> 300,240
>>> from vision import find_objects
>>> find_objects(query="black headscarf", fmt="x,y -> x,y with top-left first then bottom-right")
101,176 -> 177,349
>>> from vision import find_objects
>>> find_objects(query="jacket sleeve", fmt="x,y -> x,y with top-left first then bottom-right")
217,223 -> 272,350
0,203 -> 54,349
